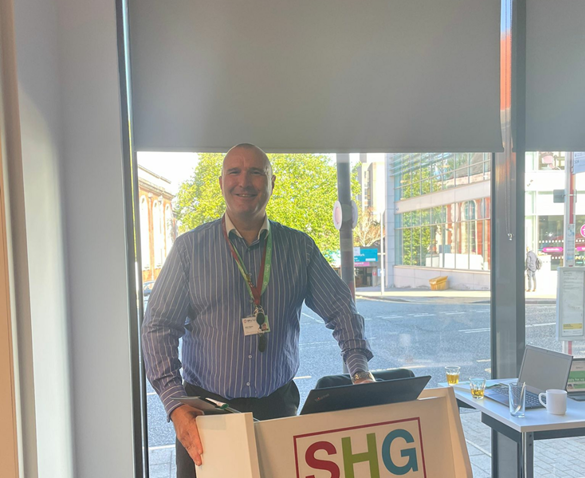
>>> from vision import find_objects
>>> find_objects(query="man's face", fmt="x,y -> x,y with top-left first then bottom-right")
219,147 -> 275,224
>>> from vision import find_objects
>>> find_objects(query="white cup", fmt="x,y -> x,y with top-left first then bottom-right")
538,389 -> 567,415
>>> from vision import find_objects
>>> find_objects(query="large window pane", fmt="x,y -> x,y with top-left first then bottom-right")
524,150 -> 585,476
139,150 -> 497,478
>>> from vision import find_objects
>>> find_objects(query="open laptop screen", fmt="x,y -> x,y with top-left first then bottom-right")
567,358 -> 585,392
300,375 -> 430,415
519,345 -> 573,393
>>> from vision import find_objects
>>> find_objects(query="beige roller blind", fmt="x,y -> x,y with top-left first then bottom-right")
526,0 -> 585,151
129,0 -> 502,153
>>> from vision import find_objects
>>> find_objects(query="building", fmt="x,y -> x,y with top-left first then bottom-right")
355,154 -> 386,287
389,152 -> 492,290
369,151 -> 585,291
138,166 -> 176,283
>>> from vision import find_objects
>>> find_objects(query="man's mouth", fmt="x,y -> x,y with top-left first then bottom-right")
235,192 -> 256,198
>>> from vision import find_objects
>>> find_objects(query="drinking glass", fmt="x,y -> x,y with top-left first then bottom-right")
509,382 -> 526,417
470,378 -> 486,399
445,366 -> 460,385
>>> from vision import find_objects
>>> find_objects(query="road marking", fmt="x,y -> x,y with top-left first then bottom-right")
301,312 -> 321,323
376,315 -> 404,319
147,392 -> 156,396
461,327 -> 490,334
294,375 -> 312,380
441,312 -> 465,315
477,359 -> 491,363
409,313 -> 436,317
460,322 -> 554,334
149,444 -> 175,451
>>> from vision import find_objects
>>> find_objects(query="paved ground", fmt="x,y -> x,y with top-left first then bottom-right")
354,285 -> 555,303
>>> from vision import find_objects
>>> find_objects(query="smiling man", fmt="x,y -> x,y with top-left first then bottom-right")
142,143 -> 373,478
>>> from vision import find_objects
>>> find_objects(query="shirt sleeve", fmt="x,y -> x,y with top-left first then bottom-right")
303,236 -> 373,375
141,235 -> 192,420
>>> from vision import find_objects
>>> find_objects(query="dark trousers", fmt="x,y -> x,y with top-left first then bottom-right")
176,381 -> 300,478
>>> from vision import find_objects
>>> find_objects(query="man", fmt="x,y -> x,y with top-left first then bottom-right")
525,246 -> 539,292
142,144 -> 374,477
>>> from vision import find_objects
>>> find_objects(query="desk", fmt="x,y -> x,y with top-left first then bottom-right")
450,380 -> 585,478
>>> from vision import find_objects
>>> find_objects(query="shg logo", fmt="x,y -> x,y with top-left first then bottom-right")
294,418 -> 426,478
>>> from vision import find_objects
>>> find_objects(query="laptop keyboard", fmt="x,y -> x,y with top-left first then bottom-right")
488,385 -> 543,408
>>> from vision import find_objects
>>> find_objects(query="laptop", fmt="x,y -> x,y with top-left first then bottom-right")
484,345 -> 573,409
567,357 -> 585,401
300,375 -> 430,415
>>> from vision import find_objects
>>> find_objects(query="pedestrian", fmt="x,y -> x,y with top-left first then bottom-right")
525,246 -> 540,292
142,143 -> 374,478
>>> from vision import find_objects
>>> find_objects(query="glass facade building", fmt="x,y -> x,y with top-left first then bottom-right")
393,152 -> 491,200
392,153 -> 492,273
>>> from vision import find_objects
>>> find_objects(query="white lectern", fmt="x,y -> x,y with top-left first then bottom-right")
195,387 -> 471,478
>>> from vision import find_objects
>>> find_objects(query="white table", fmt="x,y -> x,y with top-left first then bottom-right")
449,380 -> 585,478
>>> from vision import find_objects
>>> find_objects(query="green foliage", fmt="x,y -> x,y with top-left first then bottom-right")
175,153 -> 356,262
175,153 -> 225,231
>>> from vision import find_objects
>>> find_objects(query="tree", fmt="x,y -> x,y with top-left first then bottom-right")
175,153 -> 357,262
354,206 -> 380,248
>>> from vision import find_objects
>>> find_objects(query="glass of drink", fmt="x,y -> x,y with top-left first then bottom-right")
509,382 -> 526,418
469,378 -> 486,399
445,366 -> 460,385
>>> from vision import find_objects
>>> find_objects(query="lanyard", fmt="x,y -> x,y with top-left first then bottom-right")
221,216 -> 272,307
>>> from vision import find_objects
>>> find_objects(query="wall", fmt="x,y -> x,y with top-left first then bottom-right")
394,266 -> 490,290
9,0 -> 135,476
56,0 -> 134,476
13,0 -> 73,475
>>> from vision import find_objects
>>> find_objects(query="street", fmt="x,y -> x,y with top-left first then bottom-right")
145,298 -> 579,448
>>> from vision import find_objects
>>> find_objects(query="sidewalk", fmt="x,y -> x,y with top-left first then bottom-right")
355,286 -> 556,304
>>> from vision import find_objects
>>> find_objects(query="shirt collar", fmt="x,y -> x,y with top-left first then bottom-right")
223,213 -> 270,241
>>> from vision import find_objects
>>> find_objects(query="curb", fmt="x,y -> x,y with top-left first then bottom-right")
355,294 -> 556,305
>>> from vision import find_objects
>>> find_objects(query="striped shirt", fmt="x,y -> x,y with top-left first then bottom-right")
142,216 -> 373,418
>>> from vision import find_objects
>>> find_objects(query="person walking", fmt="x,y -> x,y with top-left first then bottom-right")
525,246 -> 539,292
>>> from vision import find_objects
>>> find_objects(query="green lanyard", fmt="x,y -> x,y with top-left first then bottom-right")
221,216 -> 272,307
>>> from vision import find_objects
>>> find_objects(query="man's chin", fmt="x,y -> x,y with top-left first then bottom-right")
226,208 -> 265,223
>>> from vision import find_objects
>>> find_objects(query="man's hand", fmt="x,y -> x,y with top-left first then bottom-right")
170,404 -> 205,466
351,371 -> 376,384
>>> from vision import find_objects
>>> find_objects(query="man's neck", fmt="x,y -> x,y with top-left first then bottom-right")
227,213 -> 265,245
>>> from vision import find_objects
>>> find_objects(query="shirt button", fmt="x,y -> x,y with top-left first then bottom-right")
246,382 -> 250,386
248,355 -> 252,359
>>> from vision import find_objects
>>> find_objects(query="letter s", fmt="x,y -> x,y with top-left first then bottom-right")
305,441 -> 340,478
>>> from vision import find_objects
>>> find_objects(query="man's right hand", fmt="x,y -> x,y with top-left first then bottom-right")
170,404 -> 204,466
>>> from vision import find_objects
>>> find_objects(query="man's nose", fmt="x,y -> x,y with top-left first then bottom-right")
239,172 -> 253,187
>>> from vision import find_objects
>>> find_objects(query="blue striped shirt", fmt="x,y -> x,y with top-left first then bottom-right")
142,217 -> 373,418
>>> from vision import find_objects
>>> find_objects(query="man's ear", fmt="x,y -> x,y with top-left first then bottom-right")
218,175 -> 223,193
271,175 -> 276,191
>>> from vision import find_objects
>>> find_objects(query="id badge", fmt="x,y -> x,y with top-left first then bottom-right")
242,315 -> 271,336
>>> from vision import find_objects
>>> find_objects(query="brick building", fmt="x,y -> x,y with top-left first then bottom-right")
138,165 -> 176,282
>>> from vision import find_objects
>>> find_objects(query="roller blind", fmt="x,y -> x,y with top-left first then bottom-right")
526,0 -> 585,151
128,0 -> 502,153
